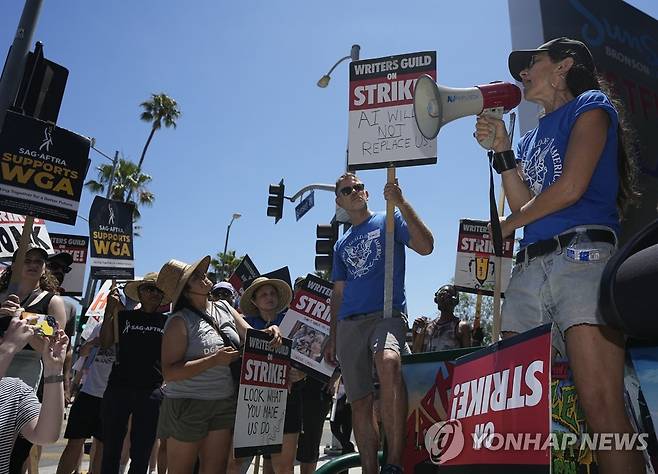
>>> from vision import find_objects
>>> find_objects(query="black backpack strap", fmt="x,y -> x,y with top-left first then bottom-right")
193,306 -> 239,350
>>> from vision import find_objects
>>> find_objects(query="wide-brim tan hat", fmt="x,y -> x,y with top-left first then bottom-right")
240,277 -> 292,316
123,272 -> 170,305
156,256 -> 211,307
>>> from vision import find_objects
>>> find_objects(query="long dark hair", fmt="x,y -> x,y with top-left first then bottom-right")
0,266 -> 59,293
548,48 -> 641,217
174,290 -> 194,313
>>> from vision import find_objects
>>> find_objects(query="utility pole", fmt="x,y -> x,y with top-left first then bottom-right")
0,0 -> 44,134
0,0 -> 43,292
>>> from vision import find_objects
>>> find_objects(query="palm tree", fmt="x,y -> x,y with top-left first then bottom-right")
137,92 -> 181,171
211,250 -> 243,280
85,158 -> 155,221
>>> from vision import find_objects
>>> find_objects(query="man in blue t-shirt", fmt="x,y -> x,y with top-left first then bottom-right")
324,172 -> 434,474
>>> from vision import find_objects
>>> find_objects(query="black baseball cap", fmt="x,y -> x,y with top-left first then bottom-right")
12,244 -> 49,262
48,252 -> 74,268
508,37 -> 595,82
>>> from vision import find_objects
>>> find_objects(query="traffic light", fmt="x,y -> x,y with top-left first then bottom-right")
315,223 -> 338,272
267,179 -> 285,223
13,42 -> 68,123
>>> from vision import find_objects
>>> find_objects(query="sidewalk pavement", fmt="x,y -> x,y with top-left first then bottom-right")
36,418 -> 361,474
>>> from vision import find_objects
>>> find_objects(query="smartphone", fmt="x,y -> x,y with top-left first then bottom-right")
20,312 -> 58,337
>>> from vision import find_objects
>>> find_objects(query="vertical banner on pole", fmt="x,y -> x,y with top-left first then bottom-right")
88,196 -> 134,280
0,111 -> 90,224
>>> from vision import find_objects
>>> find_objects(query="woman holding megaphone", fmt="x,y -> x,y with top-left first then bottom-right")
475,37 -> 642,473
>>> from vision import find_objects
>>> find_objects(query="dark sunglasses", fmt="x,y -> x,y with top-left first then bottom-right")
47,262 -> 72,274
213,289 -> 234,298
339,183 -> 365,197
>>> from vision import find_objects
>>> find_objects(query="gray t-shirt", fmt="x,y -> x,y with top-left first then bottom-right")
163,301 -> 240,401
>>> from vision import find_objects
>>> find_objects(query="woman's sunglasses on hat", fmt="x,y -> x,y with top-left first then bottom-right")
339,183 -> 365,196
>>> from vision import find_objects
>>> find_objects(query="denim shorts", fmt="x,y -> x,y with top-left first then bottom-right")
336,310 -> 408,403
502,226 -> 617,357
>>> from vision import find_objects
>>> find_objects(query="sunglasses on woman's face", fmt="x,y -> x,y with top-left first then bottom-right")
339,183 -> 365,197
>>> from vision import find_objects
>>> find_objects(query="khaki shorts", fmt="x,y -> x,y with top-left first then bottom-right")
157,397 -> 236,443
336,310 -> 407,403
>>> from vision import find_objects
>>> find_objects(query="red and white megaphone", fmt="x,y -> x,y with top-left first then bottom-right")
413,75 -> 521,149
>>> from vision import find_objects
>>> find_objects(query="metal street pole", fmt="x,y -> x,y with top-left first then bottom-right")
75,150 -> 119,349
220,213 -> 241,280
0,0 -> 44,293
0,0 -> 43,134
317,45 -> 360,228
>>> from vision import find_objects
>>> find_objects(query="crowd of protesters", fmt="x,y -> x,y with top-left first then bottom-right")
0,35 -> 654,474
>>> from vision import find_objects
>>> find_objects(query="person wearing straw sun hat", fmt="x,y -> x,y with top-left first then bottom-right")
238,276 -> 303,474
98,272 -> 168,474
157,257 -> 282,474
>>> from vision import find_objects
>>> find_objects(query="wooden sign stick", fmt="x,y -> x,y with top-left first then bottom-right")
383,166 -> 396,319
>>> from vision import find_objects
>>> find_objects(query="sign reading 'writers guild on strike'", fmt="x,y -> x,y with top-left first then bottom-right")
453,219 -> 514,297
348,51 -> 436,171
88,196 -> 134,280
0,110 -> 90,225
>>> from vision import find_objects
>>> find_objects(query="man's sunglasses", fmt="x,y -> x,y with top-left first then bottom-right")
47,262 -> 72,273
213,289 -> 234,298
338,183 -> 365,196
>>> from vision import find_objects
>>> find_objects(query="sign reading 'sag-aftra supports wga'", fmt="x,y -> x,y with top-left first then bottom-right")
348,51 -> 436,170
0,111 -> 90,225
89,196 -> 135,280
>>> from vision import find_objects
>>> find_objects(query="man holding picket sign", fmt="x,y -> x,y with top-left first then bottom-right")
324,172 -> 433,474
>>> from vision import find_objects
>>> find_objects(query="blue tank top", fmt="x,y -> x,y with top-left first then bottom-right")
517,90 -> 620,247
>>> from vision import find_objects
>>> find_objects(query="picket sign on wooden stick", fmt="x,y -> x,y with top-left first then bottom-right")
8,216 -> 35,294
383,166 -> 396,319
492,186 -> 506,341
111,279 -> 120,364
474,291 -> 482,338
492,112 -> 515,342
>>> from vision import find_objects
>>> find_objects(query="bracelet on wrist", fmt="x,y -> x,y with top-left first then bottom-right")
43,374 -> 64,384
491,150 -> 517,174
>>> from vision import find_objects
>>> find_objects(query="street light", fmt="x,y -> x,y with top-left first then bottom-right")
316,44 -> 360,88
221,213 -> 242,280
317,44 -> 360,224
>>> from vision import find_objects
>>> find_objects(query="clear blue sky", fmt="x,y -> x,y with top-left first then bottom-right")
1,0 -> 656,320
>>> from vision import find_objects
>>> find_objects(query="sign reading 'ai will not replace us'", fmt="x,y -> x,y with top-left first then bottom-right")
0,111 -> 90,225
88,196 -> 135,280
348,51 -> 436,171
